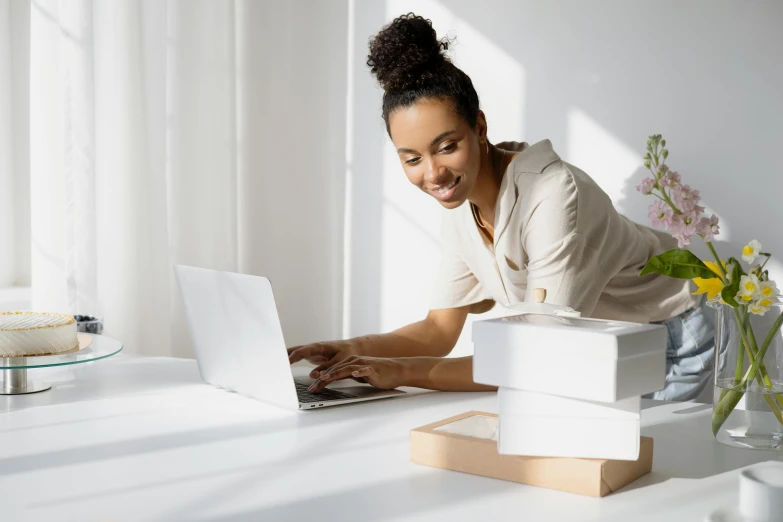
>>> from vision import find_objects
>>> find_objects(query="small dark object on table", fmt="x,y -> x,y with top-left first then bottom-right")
73,315 -> 104,335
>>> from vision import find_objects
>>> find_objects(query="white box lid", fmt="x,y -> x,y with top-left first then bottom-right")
473,313 -> 667,360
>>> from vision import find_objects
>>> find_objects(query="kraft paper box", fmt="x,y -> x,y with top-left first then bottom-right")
497,388 -> 641,460
473,313 -> 668,402
410,411 -> 653,497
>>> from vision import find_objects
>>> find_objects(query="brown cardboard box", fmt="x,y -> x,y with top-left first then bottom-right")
410,411 -> 653,497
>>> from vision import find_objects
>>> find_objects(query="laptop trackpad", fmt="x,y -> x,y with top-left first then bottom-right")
336,385 -> 406,398
293,377 -> 405,398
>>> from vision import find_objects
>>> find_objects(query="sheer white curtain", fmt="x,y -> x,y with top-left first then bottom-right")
0,1 -> 16,287
0,0 -> 30,289
11,0 -> 348,356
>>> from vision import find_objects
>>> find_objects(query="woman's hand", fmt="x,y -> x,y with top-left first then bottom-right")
287,341 -> 360,379
307,356 -> 410,392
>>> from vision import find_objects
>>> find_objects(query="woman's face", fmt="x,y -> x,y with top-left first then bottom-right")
389,98 -> 485,209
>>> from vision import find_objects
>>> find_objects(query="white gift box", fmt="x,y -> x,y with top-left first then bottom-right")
473,313 -> 668,402
496,387 -> 641,460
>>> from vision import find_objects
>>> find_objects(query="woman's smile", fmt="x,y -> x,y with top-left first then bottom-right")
430,175 -> 462,201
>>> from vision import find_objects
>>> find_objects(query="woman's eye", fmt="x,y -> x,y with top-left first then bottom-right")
439,143 -> 456,153
405,157 -> 421,165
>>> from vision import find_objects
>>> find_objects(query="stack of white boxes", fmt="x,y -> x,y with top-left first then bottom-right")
473,301 -> 669,461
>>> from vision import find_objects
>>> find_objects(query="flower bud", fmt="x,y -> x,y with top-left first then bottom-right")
662,149 -> 669,159
660,139 -> 666,147
644,160 -> 651,169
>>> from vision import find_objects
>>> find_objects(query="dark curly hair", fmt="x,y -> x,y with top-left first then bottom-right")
367,13 -> 480,136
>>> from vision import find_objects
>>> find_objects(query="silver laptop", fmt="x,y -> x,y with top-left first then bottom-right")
174,264 -> 406,410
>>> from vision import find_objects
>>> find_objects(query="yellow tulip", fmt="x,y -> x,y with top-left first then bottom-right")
693,277 -> 725,301
692,260 -> 727,302
704,260 -> 727,277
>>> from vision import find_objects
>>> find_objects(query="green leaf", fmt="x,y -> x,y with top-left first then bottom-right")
721,290 -> 739,307
726,257 -> 746,278
640,249 -> 718,279
721,259 -> 742,307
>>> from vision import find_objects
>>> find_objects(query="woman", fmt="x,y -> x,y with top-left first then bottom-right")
288,13 -> 714,401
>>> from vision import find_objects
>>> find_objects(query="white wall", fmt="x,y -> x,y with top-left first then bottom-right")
10,0 -> 30,287
0,1 -> 12,287
237,0 -> 350,349
344,0 -> 783,356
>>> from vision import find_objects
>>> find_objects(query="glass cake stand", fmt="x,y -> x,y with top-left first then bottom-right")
0,334 -> 123,395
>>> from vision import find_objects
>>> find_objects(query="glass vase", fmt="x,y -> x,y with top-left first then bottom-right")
711,298 -> 783,450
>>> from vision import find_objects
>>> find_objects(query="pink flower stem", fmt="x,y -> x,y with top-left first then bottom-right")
659,189 -> 682,216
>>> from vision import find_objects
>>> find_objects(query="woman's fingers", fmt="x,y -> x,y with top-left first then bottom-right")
308,364 -> 366,392
288,344 -> 330,365
308,358 -> 347,379
287,347 -> 308,364
309,355 -> 358,378
350,367 -> 375,378
352,367 -> 381,387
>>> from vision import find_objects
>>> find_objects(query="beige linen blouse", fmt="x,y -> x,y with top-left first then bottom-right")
430,139 -> 698,323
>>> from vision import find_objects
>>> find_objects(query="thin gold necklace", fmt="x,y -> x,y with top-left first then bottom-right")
472,146 -> 504,230
472,201 -> 489,229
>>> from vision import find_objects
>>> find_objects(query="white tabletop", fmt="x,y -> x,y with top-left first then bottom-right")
1,355 -> 781,522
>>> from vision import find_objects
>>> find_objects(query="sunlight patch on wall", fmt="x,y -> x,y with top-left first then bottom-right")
385,0 -> 525,140
380,139 -> 444,332
449,18 -> 525,142
566,108 -> 640,207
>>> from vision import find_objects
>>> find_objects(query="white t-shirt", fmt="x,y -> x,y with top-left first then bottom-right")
430,139 -> 698,323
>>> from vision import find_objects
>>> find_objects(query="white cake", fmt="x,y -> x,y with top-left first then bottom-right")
0,312 -> 79,357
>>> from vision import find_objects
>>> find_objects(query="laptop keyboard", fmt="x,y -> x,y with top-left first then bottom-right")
295,381 -> 359,403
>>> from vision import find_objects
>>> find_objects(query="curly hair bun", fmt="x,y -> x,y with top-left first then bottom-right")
367,13 -> 450,92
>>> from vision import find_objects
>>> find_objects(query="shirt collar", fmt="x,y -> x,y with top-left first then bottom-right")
493,139 -> 561,243
511,139 -> 561,174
